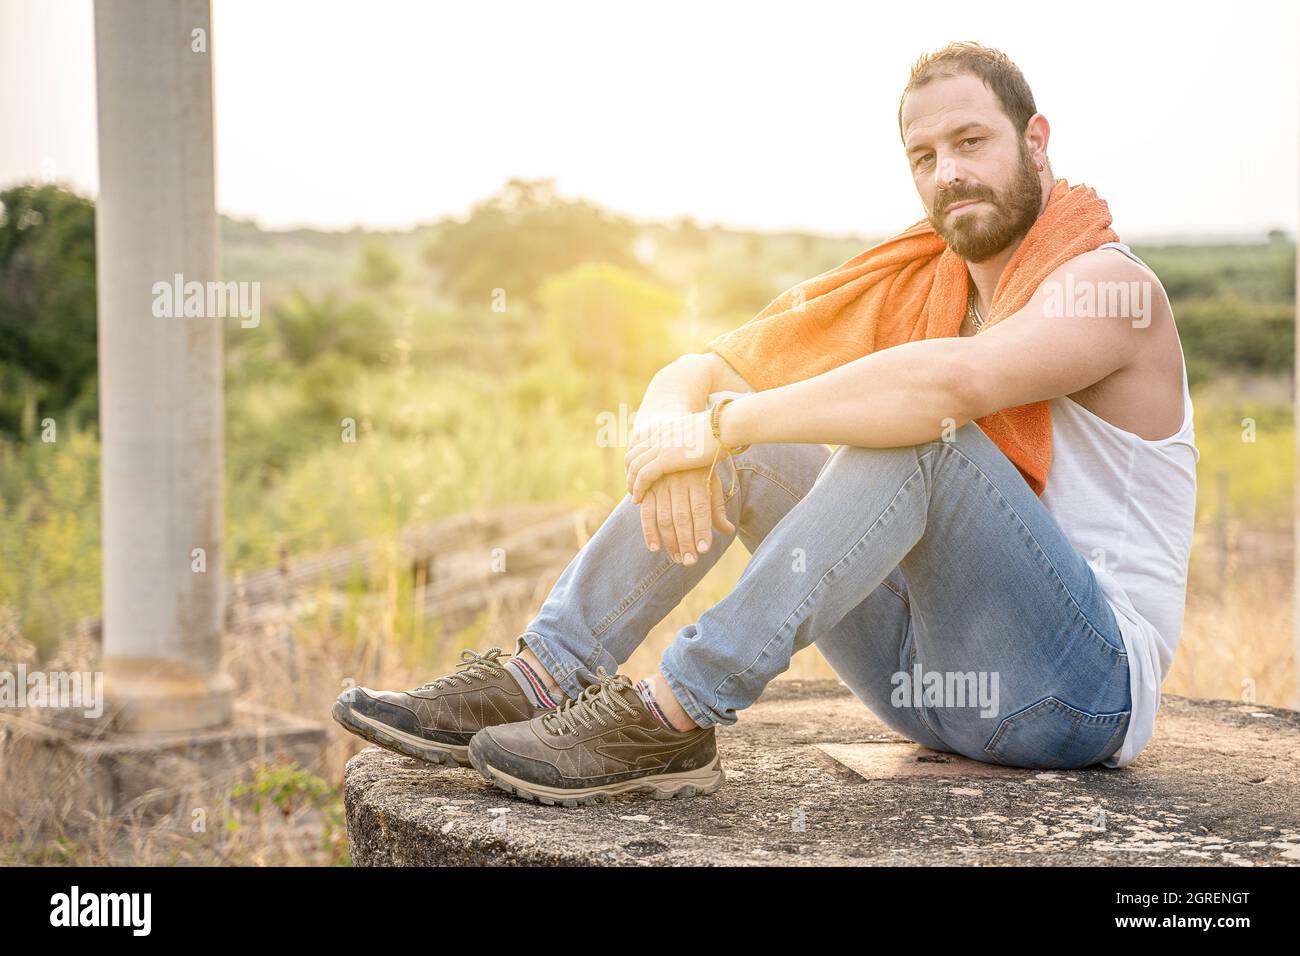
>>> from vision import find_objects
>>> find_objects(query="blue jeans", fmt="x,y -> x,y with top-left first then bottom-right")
518,398 -> 1132,770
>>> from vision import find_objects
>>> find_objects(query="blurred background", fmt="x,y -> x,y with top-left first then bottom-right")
0,0 -> 1296,863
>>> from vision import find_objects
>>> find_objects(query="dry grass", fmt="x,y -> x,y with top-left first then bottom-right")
3,508 -> 1293,866
1174,526 -> 1295,708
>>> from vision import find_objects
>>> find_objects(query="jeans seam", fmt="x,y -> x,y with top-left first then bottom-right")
881,576 -> 909,608
985,696 -> 1131,765
718,455 -> 813,522
734,460 -> 807,502
712,458 -> 927,711
591,556 -> 676,640
905,631 -> 947,745
1096,714 -> 1129,763
938,438 -> 1128,657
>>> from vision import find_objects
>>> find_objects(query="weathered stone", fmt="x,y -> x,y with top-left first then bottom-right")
0,701 -> 327,841
344,680 -> 1300,866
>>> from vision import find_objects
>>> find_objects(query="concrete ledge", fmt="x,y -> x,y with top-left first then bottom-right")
343,680 -> 1300,866
0,701 -> 327,840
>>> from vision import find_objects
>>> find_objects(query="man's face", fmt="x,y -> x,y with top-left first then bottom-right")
901,73 -> 1043,262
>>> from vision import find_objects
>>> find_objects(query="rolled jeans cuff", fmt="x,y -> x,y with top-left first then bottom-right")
515,630 -> 589,702
657,655 -> 718,729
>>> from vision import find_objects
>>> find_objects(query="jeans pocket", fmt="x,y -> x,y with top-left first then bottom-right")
984,696 -> 1130,769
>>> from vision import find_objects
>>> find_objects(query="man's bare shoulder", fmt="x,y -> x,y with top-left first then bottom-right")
1037,247 -> 1167,306
1031,247 -> 1174,343
1038,248 -> 1182,430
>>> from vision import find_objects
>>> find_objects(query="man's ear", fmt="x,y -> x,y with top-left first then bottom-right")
1024,113 -> 1050,166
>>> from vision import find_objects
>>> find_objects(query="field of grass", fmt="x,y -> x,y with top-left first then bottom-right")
0,191 -> 1294,864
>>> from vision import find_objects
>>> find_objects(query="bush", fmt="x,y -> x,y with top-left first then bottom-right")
424,179 -> 640,308
268,290 -> 395,367
537,263 -> 681,394
1174,298 -> 1294,387
0,184 -> 97,439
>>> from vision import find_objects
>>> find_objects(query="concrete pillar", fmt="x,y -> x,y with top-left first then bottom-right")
94,0 -> 231,731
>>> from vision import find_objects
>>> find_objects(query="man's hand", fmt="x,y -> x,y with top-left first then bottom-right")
625,411 -> 720,503
637,468 -> 735,565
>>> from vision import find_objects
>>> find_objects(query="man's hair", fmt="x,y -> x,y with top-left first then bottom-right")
898,42 -> 1037,141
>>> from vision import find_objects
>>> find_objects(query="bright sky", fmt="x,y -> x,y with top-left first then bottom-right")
2,0 -> 1298,239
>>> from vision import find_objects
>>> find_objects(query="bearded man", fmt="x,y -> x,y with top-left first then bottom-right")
334,42 -> 1198,807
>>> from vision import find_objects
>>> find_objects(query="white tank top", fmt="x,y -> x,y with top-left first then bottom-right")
1037,240 -> 1199,767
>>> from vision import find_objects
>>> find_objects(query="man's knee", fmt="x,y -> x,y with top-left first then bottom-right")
721,441 -> 830,498
819,440 -> 924,482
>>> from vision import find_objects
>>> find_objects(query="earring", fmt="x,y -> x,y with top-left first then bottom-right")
1036,160 -> 1045,171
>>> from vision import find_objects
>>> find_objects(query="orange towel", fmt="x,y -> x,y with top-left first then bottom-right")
707,179 -> 1119,496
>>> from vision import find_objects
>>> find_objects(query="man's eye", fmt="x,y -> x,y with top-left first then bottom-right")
961,137 -> 982,147
914,154 -> 934,168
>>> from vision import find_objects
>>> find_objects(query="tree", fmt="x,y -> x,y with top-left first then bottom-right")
0,184 -> 98,438
270,290 -> 394,367
354,236 -> 403,292
423,179 -> 639,308
538,263 -> 680,388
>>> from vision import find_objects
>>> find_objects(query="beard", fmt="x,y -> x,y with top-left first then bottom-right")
927,143 -> 1043,263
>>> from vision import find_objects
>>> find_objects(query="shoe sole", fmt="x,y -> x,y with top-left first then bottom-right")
468,749 -> 726,807
331,699 -> 470,767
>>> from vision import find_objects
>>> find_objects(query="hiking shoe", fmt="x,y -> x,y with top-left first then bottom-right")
331,647 -> 562,767
466,667 -> 725,806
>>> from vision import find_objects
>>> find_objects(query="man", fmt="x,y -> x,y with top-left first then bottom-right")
333,42 -> 1198,807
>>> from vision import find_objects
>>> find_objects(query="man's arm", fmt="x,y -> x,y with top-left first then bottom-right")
717,251 -> 1146,449
630,352 -> 753,565
634,352 -> 753,428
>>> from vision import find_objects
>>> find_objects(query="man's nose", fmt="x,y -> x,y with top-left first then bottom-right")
933,154 -> 962,190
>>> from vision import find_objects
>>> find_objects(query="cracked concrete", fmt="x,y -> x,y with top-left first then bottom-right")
343,680 -> 1300,866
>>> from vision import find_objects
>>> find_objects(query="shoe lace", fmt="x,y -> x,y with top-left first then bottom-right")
542,667 -> 639,736
416,647 -> 508,691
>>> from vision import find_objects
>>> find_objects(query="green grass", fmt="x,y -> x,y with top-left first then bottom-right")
1188,375 -> 1294,524
2,222 -> 1294,658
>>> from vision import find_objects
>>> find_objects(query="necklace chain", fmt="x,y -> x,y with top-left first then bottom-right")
965,286 -> 986,333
